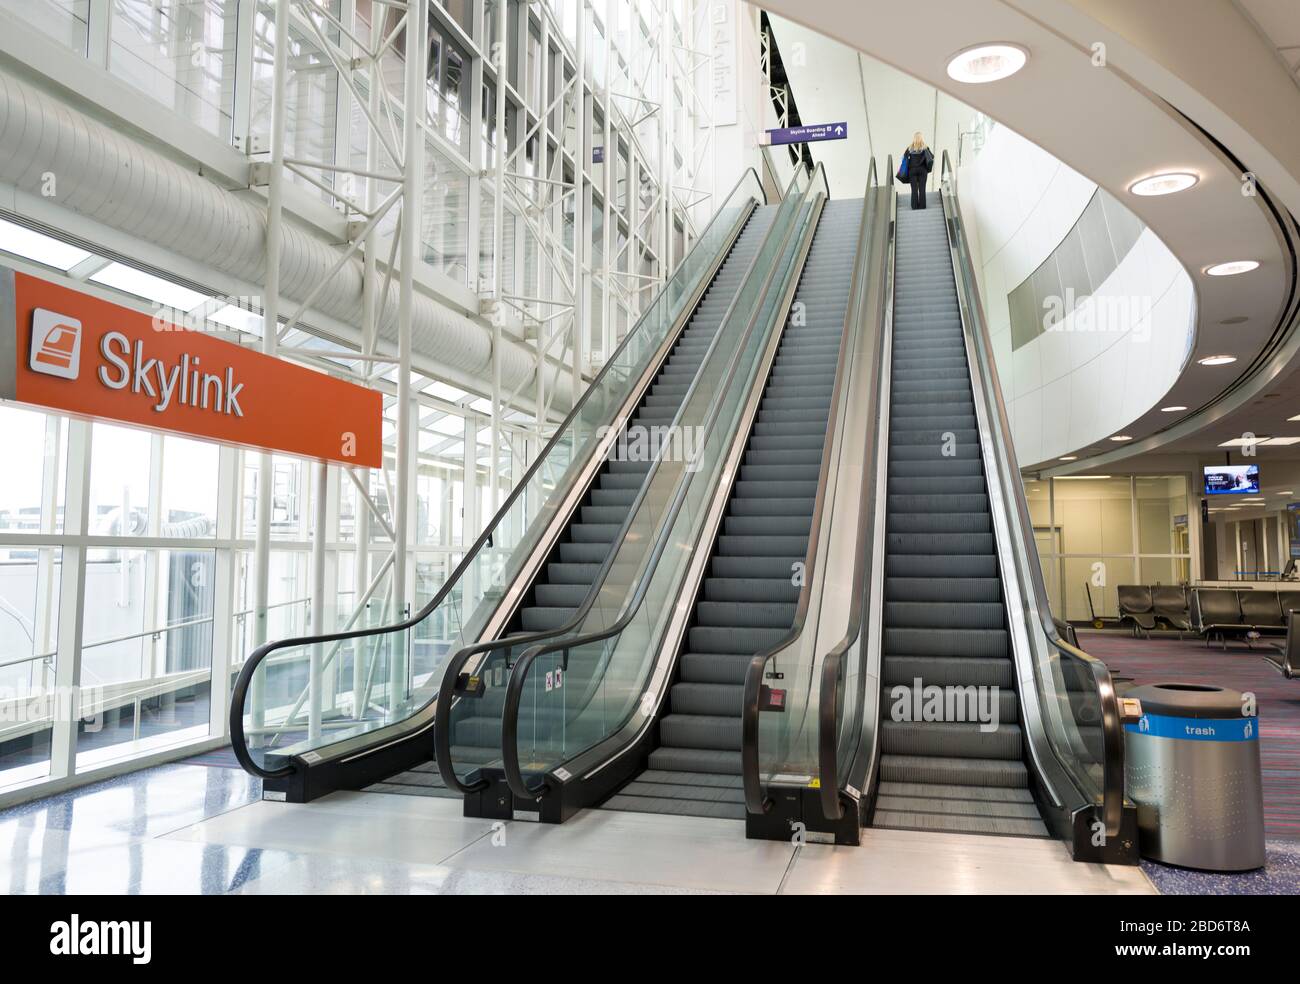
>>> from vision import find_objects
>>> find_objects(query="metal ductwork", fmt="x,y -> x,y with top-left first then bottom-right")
0,70 -> 565,403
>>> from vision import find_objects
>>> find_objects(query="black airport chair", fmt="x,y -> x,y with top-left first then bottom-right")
1117,584 -> 1157,635
1263,609 -> 1300,679
1240,590 -> 1285,634
1192,588 -> 1249,649
1151,585 -> 1191,633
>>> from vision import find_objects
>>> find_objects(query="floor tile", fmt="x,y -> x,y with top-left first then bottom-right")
164,790 -> 499,866
778,827 -> 1157,894
440,808 -> 792,894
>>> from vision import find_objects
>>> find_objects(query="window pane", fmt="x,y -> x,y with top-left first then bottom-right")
109,0 -> 239,140
251,1 -> 340,201
78,547 -> 214,770
90,423 -> 152,537
1063,556 -> 1135,622
1,0 -> 89,53
0,406 -> 68,535
0,545 -> 62,787
1136,475 -> 1189,556
160,434 -> 219,536
1055,477 -> 1133,555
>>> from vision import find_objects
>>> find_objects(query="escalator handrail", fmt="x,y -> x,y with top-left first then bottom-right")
228,168 -> 767,780
433,191 -> 782,794
499,165 -> 832,802
738,161 -> 878,816
816,156 -> 893,822
938,149 -> 1125,836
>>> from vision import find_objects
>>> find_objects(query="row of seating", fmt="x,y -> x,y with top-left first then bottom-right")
1115,583 -> 1299,677
1190,587 -> 1300,642
1116,584 -> 1191,633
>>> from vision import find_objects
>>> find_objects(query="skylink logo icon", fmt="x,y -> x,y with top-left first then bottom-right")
29,309 -> 83,380
49,915 -> 152,964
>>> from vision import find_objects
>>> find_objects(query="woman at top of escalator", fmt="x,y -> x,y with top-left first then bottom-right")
903,132 -> 934,210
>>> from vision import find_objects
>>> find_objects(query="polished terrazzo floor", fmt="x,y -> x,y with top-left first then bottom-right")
0,762 -> 1155,894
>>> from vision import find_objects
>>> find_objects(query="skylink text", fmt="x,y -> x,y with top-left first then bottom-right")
98,332 -> 245,416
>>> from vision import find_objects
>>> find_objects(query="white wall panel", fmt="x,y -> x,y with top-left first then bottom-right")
959,124 -> 1194,466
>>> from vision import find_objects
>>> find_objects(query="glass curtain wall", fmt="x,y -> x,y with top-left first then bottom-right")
1027,475 -> 1193,622
0,1 -> 709,797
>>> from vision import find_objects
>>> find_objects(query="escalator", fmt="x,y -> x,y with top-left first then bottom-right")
602,198 -> 865,820
465,164 -> 841,823
809,156 -> 1137,862
418,206 -> 776,794
874,195 -> 1045,837
228,171 -> 775,802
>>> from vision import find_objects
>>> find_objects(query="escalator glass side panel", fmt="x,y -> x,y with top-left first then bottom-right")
233,172 -> 764,776
661,197 -> 864,800
507,168 -> 829,792
440,206 -> 778,787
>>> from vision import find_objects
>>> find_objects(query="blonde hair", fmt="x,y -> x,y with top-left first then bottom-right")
911,132 -> 927,152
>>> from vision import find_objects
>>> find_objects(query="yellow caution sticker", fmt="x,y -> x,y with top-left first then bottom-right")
809,778 -> 820,788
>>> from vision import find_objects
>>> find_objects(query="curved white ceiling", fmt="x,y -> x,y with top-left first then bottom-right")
757,0 -> 1297,470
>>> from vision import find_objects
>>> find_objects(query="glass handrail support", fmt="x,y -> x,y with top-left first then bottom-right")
934,151 -> 1135,861
431,167 -> 806,796
737,161 -> 883,834
490,165 -> 831,818
229,169 -> 767,798
812,160 -> 895,839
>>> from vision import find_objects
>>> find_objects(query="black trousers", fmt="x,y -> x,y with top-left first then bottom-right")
910,175 -> 927,209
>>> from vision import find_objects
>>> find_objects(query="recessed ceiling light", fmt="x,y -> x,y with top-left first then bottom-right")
1109,435 -> 1133,442
1198,355 -> 1237,366
1129,172 -> 1198,197
1160,406 -> 1187,412
1217,436 -> 1300,446
1205,261 -> 1260,277
1057,475 -> 1113,480
1276,491 -> 1294,495
946,44 -> 1028,84
1058,455 -> 1078,461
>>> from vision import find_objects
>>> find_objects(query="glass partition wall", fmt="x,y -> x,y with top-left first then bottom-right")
1027,474 -> 1193,621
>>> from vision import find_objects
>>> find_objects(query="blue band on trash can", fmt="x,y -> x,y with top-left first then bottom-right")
1124,712 -> 1258,741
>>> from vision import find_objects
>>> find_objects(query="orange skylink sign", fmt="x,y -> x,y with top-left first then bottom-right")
0,268 -> 382,467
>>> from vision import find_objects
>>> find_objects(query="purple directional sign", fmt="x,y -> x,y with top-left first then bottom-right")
766,121 -> 847,146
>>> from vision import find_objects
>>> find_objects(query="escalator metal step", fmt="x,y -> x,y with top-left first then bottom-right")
869,192 -> 1046,836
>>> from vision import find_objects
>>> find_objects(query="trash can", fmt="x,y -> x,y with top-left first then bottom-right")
1124,683 -> 1265,871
